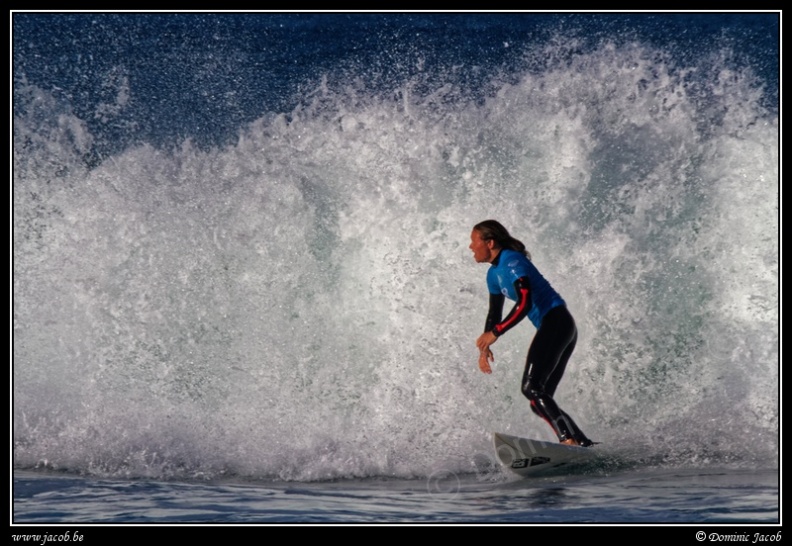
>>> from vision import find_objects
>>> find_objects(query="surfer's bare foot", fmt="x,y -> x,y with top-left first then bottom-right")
560,438 -> 580,446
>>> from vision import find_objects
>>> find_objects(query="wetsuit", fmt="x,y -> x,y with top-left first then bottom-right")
485,249 -> 593,446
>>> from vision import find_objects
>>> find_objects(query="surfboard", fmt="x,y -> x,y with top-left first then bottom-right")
493,432 -> 598,477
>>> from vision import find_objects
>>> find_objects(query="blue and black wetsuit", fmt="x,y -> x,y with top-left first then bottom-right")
485,249 -> 593,446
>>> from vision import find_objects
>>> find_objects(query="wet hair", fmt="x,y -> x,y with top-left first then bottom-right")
473,220 -> 531,260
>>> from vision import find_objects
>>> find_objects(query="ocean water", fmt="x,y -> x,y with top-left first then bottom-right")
12,11 -> 779,531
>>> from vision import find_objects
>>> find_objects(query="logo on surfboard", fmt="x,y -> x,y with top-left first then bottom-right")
511,456 -> 551,468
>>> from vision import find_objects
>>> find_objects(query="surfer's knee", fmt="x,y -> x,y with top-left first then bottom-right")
523,386 -> 549,418
521,381 -> 544,401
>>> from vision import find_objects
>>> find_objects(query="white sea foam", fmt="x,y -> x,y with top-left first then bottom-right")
13,34 -> 778,480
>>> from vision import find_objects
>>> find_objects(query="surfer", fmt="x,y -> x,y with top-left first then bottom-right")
471,220 -> 594,447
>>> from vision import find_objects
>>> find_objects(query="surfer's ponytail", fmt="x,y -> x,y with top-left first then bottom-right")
473,220 -> 531,260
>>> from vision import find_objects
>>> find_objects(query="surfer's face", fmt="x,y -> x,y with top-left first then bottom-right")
470,229 -> 497,263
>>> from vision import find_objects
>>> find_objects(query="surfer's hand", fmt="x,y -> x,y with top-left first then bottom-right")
476,331 -> 497,353
478,349 -> 493,374
476,331 -> 496,374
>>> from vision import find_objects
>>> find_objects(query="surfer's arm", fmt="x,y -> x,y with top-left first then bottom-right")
477,293 -> 504,374
484,292 -> 504,333
491,277 -> 531,337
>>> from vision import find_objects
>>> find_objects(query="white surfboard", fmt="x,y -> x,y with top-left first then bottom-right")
493,432 -> 598,477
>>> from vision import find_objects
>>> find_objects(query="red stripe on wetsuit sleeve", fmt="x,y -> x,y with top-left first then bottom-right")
493,283 -> 530,336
